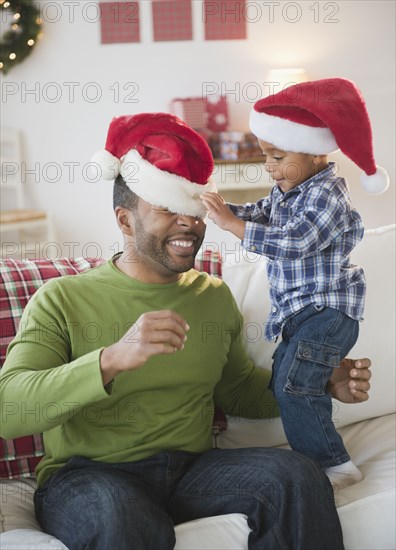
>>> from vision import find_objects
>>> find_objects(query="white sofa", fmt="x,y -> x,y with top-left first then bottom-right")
1,224 -> 395,550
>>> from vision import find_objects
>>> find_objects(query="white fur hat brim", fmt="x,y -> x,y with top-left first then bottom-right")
120,149 -> 216,218
249,110 -> 338,154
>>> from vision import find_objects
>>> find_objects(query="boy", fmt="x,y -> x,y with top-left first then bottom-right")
201,78 -> 388,489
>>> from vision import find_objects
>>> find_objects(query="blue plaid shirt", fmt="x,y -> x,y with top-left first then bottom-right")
228,163 -> 366,341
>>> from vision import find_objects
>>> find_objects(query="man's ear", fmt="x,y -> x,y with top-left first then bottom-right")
115,207 -> 135,236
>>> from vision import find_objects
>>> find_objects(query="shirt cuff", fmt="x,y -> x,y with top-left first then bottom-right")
241,221 -> 262,253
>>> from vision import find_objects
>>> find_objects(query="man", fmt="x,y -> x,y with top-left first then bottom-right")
0,113 -> 371,550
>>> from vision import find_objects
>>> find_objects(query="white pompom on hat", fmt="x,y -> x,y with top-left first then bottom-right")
91,150 -> 121,181
250,78 -> 389,194
91,112 -> 216,217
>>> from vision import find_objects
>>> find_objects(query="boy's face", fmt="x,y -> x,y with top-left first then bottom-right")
258,139 -> 326,193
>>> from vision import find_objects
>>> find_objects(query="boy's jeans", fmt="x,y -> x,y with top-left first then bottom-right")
270,304 -> 359,468
34,448 -> 344,550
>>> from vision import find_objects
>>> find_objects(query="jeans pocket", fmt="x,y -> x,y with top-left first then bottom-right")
284,340 -> 340,396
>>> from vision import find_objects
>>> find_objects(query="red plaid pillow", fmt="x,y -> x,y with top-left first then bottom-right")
194,250 -> 227,443
0,252 -> 225,479
194,249 -> 222,278
0,258 -> 105,479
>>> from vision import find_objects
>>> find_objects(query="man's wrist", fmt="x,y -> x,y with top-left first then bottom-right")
100,346 -> 119,386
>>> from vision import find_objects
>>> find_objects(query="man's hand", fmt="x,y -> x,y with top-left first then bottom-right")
328,358 -> 372,404
201,192 -> 246,239
100,310 -> 189,385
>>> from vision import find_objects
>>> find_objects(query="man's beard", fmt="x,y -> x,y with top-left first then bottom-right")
133,215 -> 203,275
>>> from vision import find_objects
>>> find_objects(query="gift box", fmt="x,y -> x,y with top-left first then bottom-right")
170,96 -> 229,133
206,96 -> 229,132
210,132 -> 262,160
170,98 -> 208,129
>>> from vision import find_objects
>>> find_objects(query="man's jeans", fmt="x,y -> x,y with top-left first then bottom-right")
270,305 -> 359,468
34,448 -> 344,550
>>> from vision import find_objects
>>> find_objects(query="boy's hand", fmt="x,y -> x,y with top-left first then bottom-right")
200,192 -> 231,227
201,192 -> 245,239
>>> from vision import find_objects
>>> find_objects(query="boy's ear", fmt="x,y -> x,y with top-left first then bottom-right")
115,206 -> 135,236
312,154 -> 328,166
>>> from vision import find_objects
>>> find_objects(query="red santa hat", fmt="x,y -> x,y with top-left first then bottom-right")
250,78 -> 389,194
91,113 -> 216,217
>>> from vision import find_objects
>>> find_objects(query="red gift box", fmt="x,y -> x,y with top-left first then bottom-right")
170,96 -> 229,133
206,96 -> 229,132
170,98 -> 207,129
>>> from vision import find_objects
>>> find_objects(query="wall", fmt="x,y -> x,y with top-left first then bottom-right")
1,0 -> 395,259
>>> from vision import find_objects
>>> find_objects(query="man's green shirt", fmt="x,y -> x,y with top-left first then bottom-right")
0,258 -> 277,486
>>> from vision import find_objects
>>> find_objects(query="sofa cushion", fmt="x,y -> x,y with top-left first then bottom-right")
1,414 -> 394,548
0,258 -> 105,479
0,529 -> 68,549
220,224 -> 396,449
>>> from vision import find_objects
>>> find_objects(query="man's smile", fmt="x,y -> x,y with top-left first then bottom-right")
167,234 -> 198,255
